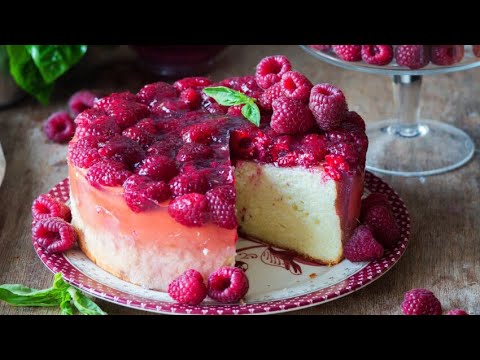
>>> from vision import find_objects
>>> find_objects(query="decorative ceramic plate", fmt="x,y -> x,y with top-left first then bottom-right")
33,171 -> 410,315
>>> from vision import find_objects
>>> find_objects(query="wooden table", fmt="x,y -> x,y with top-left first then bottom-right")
1,45 -> 478,315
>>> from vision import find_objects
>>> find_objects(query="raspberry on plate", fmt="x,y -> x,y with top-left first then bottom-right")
361,204 -> 400,249
207,266 -> 249,303
332,45 -> 362,62
123,174 -> 170,212
431,45 -> 464,66
447,309 -> 469,315
280,71 -> 313,103
361,45 -> 393,66
32,217 -> 77,253
32,194 -> 71,222
271,97 -> 315,135
395,45 -> 430,69
206,185 -> 237,229
43,111 -> 76,143
68,90 -> 98,116
168,269 -> 207,305
401,288 -> 442,315
86,159 -> 132,187
168,193 -> 209,227
309,83 -> 348,131
255,55 -> 292,89
343,225 -> 384,262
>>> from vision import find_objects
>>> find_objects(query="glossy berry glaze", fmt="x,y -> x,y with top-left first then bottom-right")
67,64 -> 367,290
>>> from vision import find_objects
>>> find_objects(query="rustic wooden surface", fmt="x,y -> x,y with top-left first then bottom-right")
0,45 -> 479,315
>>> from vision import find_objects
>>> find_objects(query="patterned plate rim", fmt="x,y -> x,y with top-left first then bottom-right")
33,171 -> 410,315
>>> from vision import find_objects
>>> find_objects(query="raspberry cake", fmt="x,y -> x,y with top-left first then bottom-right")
67,55 -> 368,291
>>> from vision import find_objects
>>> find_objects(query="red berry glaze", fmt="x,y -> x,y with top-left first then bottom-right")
68,90 -> 97,116
361,45 -> 394,66
32,217 -> 77,253
309,83 -> 348,131
206,185 -> 237,229
343,225 -> 384,262
136,155 -> 178,182
122,127 -> 156,149
98,135 -> 146,167
402,289 -> 442,315
168,269 -> 207,306
395,45 -> 430,69
43,111 -> 76,143
431,45 -> 464,66
280,71 -> 313,102
176,143 -> 213,162
168,193 -> 209,227
332,45 -> 362,62
255,55 -> 292,89
32,194 -> 71,222
207,266 -> 249,303
271,97 -> 315,135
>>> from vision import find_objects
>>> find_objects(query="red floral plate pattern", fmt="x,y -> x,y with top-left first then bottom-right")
33,171 -> 410,315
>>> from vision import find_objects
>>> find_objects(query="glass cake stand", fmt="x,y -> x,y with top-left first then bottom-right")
301,45 -> 480,177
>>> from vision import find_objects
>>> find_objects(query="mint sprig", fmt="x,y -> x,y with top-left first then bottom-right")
0,272 -> 106,315
203,86 -> 261,126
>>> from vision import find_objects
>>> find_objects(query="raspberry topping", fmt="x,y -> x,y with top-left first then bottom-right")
168,193 -> 209,227
43,111 -> 76,143
332,45 -> 362,62
173,77 -> 212,92
136,155 -> 178,182
176,143 -> 213,162
361,204 -> 400,249
169,172 -> 208,197
123,174 -> 170,212
401,289 -> 442,315
136,82 -> 177,106
74,108 -> 109,127
255,55 -> 292,89
32,194 -> 71,222
431,45 -> 464,66
395,45 -> 430,69
98,135 -> 146,167
271,97 -> 315,135
86,159 -> 132,187
135,118 -> 158,135
68,90 -> 97,116
122,127 -> 156,149
68,136 -> 103,168
280,71 -> 313,102
32,217 -> 77,253
343,225 -> 384,262
207,266 -> 249,303
309,84 -> 347,131
168,269 -> 207,306
179,88 -> 202,110
227,105 -> 243,117
105,100 -> 150,129
75,116 -> 121,140
361,45 -> 394,66
94,92 -> 138,110
447,309 -> 469,315
206,185 -> 237,229
181,121 -> 219,145
258,82 -> 284,111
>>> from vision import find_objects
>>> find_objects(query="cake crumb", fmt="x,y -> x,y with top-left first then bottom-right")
309,273 -> 317,279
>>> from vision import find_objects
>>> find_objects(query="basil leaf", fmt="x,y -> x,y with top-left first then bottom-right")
60,291 -> 74,315
241,103 -> 261,127
25,45 -> 87,84
68,287 -> 107,315
203,86 -> 250,106
0,284 -> 61,307
6,45 -> 53,104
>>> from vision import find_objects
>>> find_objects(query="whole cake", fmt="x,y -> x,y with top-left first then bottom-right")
67,55 -> 368,291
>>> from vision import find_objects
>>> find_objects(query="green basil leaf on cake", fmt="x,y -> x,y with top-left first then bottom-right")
241,102 -> 261,126
203,86 -> 251,106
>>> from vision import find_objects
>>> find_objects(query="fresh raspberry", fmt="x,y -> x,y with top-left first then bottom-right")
105,101 -> 150,129
473,45 -> 480,57
181,122 -> 218,145
169,172 -> 208,197
136,82 -> 177,106
327,141 -> 358,162
343,225 -> 384,262
68,136 -> 103,168
98,135 -> 146,167
309,45 -> 331,51
219,75 -> 263,99
271,97 -> 315,135
402,289 -> 442,315
148,137 -> 181,157
299,133 -> 328,164
309,83 -> 348,131
68,90 -> 98,116
447,309 -> 469,315
173,77 -> 212,92
332,45 -> 362,62
207,266 -> 249,303
342,111 -> 366,131
136,155 -> 178,182
395,45 -> 430,69
258,82 -> 284,111
360,192 -> 390,217
431,45 -> 464,66
168,269 -> 207,305
75,116 -> 121,139
205,185 -> 237,229
280,71 -> 313,103
361,205 -> 400,249
229,128 -> 258,160
74,108 -> 108,127
176,143 -> 213,162
122,127 -> 155,149
32,217 -> 77,254
179,88 -> 202,110
123,174 -> 171,212
150,99 -> 190,116
86,159 -> 132,187
43,111 -> 76,143
32,194 -> 71,222
255,55 -> 292,89
134,118 -> 157,135
227,105 -> 243,117
94,92 -> 138,110
323,154 -> 349,180
168,193 -> 209,227
361,45 -> 394,66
